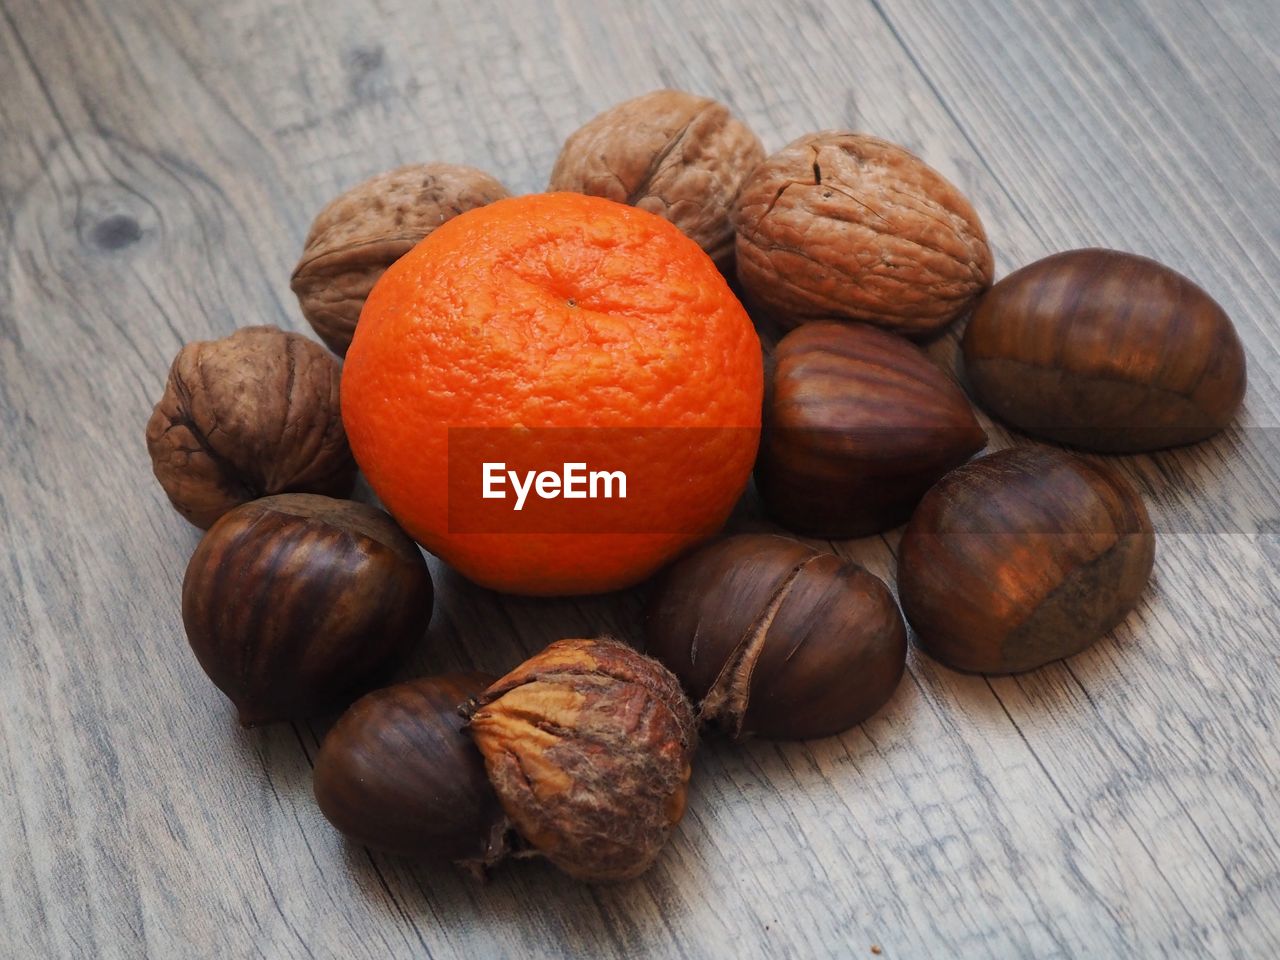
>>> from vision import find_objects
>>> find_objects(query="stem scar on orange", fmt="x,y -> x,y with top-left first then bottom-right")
341,192 -> 763,595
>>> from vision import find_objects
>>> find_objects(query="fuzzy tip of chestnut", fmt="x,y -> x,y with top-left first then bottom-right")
898,445 -> 1156,674
181,493 -> 434,725
646,534 -> 907,741
314,672 -> 510,872
461,637 -> 698,883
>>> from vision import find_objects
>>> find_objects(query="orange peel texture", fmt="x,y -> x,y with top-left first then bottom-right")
341,193 -> 763,595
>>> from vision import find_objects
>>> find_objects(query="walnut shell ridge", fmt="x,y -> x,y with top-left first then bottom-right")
733,132 -> 994,338
145,325 -> 355,528
291,163 -> 510,354
463,637 -> 697,883
549,89 -> 765,271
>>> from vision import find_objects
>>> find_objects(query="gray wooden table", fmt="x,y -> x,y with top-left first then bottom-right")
3,0 -> 1279,957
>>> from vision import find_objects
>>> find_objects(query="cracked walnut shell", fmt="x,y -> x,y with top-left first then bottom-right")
291,163 -> 510,354
463,638 -> 697,882
145,326 -> 355,528
549,89 -> 765,270
733,132 -> 994,338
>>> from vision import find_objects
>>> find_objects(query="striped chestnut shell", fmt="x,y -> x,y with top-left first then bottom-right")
733,132 -> 994,338
898,446 -> 1155,674
962,248 -> 1247,452
181,493 -> 433,725
645,534 -> 907,741
314,673 -> 508,869
757,322 -> 986,537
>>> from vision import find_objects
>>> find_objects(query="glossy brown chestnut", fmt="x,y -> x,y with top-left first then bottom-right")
757,322 -> 987,537
963,248 -> 1247,452
898,446 -> 1155,674
645,534 -> 907,740
181,493 -> 433,725
463,638 -> 697,883
313,673 -> 508,868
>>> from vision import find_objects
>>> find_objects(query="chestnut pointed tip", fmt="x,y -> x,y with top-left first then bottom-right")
457,695 -> 482,723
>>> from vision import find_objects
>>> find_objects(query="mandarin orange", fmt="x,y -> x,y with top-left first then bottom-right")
341,192 -> 762,595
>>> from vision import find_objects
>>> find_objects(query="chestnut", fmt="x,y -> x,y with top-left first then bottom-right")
645,534 -> 907,740
462,638 -> 697,882
898,446 -> 1155,674
181,493 -> 433,725
963,248 -> 1247,452
757,322 -> 986,537
313,673 -> 508,869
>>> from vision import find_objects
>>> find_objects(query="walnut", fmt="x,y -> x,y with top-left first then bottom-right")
463,638 -> 697,882
145,326 -> 355,528
733,132 -> 994,339
548,89 -> 765,271
290,163 -> 510,354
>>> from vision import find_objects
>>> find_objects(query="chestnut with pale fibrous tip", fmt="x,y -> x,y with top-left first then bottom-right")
897,446 -> 1156,675
461,638 -> 697,883
181,493 -> 434,725
645,534 -> 907,740
757,322 -> 987,538
313,673 -> 509,869
962,248 -> 1247,452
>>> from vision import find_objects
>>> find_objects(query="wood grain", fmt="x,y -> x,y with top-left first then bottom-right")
2,0 -> 1278,956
